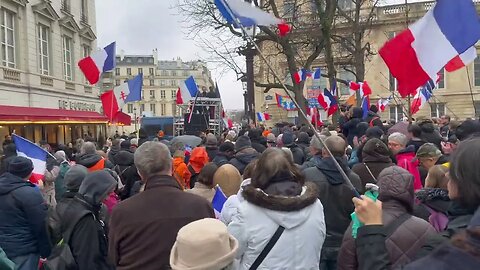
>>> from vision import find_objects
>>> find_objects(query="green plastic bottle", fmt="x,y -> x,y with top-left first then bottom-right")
351,183 -> 379,238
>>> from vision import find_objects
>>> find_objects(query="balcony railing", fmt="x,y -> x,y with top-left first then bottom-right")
3,68 -> 20,82
40,75 -> 54,86
65,81 -> 75,91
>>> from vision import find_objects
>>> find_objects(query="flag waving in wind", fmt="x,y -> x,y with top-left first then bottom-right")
214,0 -> 290,36
212,185 -> 228,218
12,134 -> 48,185
379,0 -> 480,97
78,42 -> 116,85
101,74 -> 143,121
176,76 -> 199,105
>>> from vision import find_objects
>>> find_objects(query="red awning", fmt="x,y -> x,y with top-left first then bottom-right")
0,105 -> 108,124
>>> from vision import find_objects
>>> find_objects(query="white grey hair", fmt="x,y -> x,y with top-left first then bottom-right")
80,142 -> 97,155
388,132 -> 408,147
134,141 -> 172,178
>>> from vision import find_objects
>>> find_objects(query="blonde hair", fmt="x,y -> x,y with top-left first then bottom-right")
425,165 -> 449,189
213,164 -> 242,197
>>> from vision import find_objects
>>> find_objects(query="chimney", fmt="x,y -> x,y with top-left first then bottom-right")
120,49 -> 125,61
153,48 -> 158,64
176,57 -> 182,68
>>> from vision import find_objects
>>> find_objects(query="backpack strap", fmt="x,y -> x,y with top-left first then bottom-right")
363,163 -> 377,182
187,164 -> 197,176
249,226 -> 285,270
385,213 -> 411,238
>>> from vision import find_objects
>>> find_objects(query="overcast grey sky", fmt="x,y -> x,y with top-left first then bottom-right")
95,0 -> 426,110
95,0 -> 245,110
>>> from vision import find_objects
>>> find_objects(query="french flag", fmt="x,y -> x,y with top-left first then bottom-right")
12,135 -> 47,185
377,96 -> 392,112
101,74 -> 143,121
257,112 -> 270,122
411,88 -> 433,115
212,185 -> 228,218
78,42 -> 116,85
214,0 -> 290,36
445,46 -> 477,72
318,89 -> 338,116
379,0 -> 480,98
349,81 -> 372,98
294,68 -> 309,84
313,68 -> 321,80
176,76 -> 199,105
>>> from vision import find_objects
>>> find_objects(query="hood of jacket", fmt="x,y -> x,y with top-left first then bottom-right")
234,148 -> 260,165
377,166 -> 414,212
316,156 -> 350,185
114,150 -> 134,166
0,172 -> 33,195
78,170 -> 117,207
76,153 -> 103,168
242,182 -> 319,228
352,107 -> 363,119
420,121 -> 436,133
188,147 -> 209,172
362,138 -> 392,163
173,156 -> 186,167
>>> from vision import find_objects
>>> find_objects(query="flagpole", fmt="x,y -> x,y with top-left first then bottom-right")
220,0 -> 360,197
405,0 -> 412,124
465,67 -> 477,117
188,90 -> 200,124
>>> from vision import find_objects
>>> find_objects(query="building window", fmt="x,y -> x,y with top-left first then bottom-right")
162,70 -> 168,76
160,80 -> 165,86
183,70 -> 188,76
127,104 -> 133,113
150,90 -> 155,98
81,0 -> 88,23
140,104 -> 145,113
171,90 -> 176,99
474,101 -> 480,118
138,58 -> 143,63
38,24 -> 49,75
115,79 -> 120,86
170,80 -> 176,86
338,66 -> 355,95
149,68 -> 154,75
126,58 -> 132,63
430,103 -> 446,118
172,70 -> 177,76
1,9 -> 16,68
389,105 -> 404,122
438,68 -> 445,89
127,68 -> 131,75
82,44 -> 90,58
115,68 -> 120,76
149,79 -> 154,86
389,72 -> 397,92
150,103 -> 156,115
475,56 -> 480,87
138,68 -> 143,75
283,1 -> 296,18
62,36 -> 73,80
161,104 -> 166,116
160,90 -> 166,99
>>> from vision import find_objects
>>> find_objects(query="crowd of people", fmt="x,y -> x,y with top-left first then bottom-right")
0,104 -> 480,269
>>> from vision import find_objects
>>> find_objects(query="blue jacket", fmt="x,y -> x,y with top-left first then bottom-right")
0,173 -> 51,258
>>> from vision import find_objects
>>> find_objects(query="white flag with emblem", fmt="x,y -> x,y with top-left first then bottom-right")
113,82 -> 130,110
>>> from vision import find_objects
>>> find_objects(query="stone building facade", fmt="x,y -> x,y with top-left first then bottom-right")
255,0 -> 480,125
104,50 -> 214,133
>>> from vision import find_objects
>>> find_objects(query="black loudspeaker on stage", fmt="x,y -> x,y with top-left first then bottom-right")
184,113 -> 209,135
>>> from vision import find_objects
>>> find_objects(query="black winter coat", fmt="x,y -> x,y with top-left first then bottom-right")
113,150 -> 141,200
285,143 -> 306,165
230,148 -> 260,175
0,173 -> 51,258
212,152 -> 230,167
303,157 -> 362,261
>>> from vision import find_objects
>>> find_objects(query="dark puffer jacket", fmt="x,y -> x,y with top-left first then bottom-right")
338,166 -> 436,270
230,148 -> 260,175
0,173 -> 51,259
342,107 -> 365,147
113,150 -> 141,200
303,156 -> 362,262
419,122 -> 443,150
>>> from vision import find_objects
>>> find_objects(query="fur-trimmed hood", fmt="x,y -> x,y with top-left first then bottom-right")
242,182 -> 319,212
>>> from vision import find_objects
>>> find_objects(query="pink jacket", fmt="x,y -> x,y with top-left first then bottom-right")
395,147 -> 423,191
